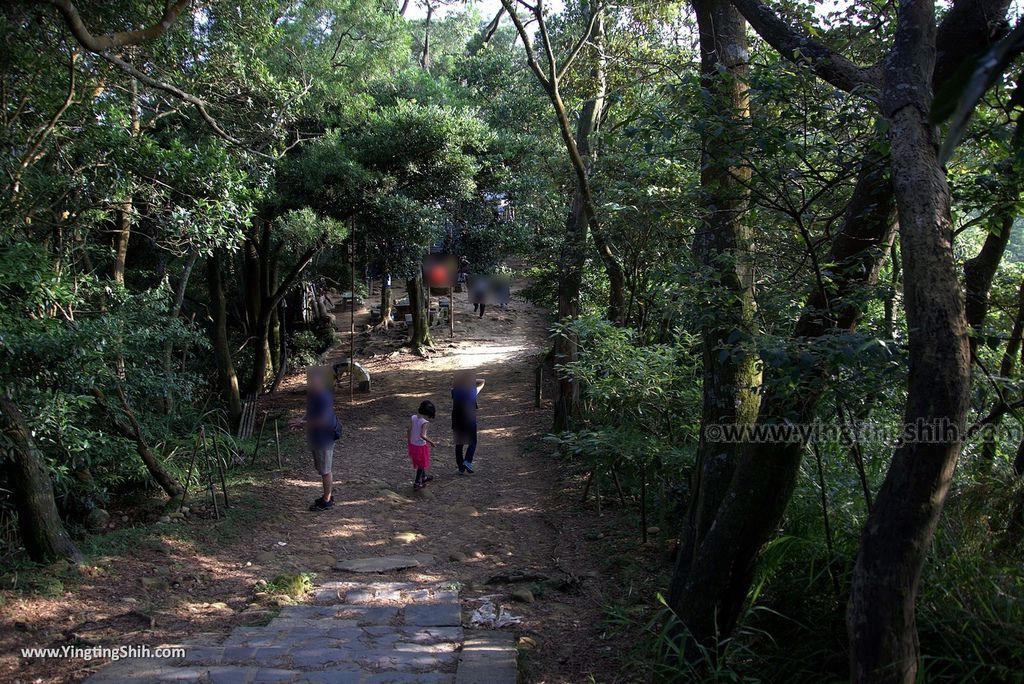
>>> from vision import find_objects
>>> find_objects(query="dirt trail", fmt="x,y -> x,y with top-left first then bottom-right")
2,285 -> 627,684
264,284 -> 614,680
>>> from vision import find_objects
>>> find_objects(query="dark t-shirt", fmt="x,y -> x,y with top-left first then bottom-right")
307,389 -> 338,448
452,386 -> 478,430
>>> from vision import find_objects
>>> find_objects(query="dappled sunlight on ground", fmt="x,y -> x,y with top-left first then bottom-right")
2,283 -> 634,684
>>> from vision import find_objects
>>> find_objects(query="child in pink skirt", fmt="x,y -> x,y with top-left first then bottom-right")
407,400 -> 437,489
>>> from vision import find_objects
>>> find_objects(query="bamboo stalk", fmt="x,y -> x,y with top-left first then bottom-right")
200,428 -> 219,520
250,411 -> 268,465
180,437 -> 200,510
212,430 -> 230,509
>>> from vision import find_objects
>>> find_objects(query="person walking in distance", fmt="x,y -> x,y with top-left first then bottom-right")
470,275 -> 488,318
452,371 -> 485,474
303,366 -> 341,511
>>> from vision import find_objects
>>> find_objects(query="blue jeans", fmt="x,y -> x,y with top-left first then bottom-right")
456,443 -> 476,471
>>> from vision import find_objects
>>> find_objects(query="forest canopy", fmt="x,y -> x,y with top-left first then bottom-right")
3,0 -> 1024,682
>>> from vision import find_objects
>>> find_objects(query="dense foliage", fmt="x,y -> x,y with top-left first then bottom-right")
3,0 -> 1024,681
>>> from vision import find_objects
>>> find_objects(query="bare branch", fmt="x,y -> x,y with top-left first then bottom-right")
500,0 -> 551,91
99,51 -> 241,145
41,0 -> 265,152
11,50 -> 78,194
556,3 -> 603,82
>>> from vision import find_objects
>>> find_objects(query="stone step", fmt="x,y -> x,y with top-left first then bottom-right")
96,643 -> 459,676
313,582 -> 459,607
90,662 -> 457,684
223,625 -> 464,649
454,632 -> 518,684
87,581 -> 476,684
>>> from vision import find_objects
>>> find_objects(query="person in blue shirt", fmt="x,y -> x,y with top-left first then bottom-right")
451,371 -> 485,474
304,367 -> 340,511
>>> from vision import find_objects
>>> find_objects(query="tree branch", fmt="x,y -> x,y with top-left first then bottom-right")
728,0 -> 882,96
500,0 -> 551,91
98,51 -> 241,145
43,0 -> 193,52
12,50 -> 77,194
557,3 -> 603,82
41,0 -> 261,151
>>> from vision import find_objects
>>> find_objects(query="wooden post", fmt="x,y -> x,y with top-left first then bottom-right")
534,364 -> 543,408
274,419 -> 282,468
640,467 -> 648,544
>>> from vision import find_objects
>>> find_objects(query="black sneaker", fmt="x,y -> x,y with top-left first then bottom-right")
464,462 -> 474,474
309,498 -> 335,511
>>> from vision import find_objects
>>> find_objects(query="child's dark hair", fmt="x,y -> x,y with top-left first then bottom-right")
418,400 -> 436,419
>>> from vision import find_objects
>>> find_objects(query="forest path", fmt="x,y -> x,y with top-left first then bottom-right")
82,285 -> 614,683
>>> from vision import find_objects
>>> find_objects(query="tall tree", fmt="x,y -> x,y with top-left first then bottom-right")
669,0 -> 761,597
501,0 -> 626,429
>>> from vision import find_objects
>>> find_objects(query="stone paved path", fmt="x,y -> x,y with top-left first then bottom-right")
88,580 -> 516,684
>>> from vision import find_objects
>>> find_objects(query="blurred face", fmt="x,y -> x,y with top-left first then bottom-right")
455,371 -> 474,388
308,367 -> 327,391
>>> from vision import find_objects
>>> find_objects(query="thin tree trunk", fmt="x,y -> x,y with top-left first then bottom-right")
112,204 -> 131,284
848,3 -> 972,680
980,279 -> 1024,466
551,20 -> 606,429
0,396 -> 83,564
111,75 -> 139,285
501,0 -> 626,324
94,387 -> 185,500
162,250 -> 198,415
380,274 -> 393,329
552,186 -> 588,432
208,252 -> 242,426
420,3 -> 433,69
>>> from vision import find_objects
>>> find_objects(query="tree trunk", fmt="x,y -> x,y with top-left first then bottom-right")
964,213 -> 1014,358
162,250 -> 198,415
247,312 -> 273,395
380,275 -> 393,329
551,64 -> 606,429
112,203 -> 131,284
669,140 -> 898,660
552,186 -> 588,432
670,0 -> 760,593
582,13 -> 627,325
0,396 -> 83,564
848,3 -> 972,680
111,76 -> 139,285
669,0 -> 1008,661
208,252 -> 242,426
408,272 -> 432,351
420,2 -> 433,69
